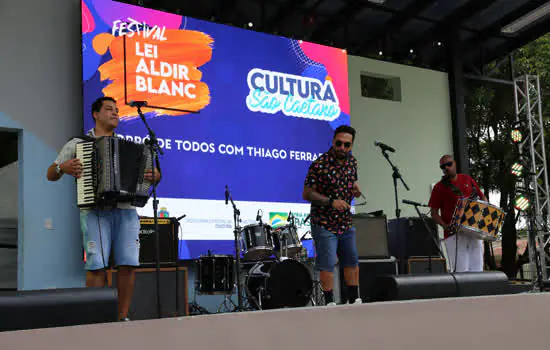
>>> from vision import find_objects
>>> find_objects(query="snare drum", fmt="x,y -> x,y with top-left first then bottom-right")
246,259 -> 312,310
272,225 -> 302,256
449,198 -> 505,242
196,255 -> 235,295
241,224 -> 274,260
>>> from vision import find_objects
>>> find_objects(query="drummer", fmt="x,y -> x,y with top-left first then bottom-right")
429,154 -> 487,273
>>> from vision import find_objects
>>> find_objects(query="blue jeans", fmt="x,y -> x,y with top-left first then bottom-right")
80,208 -> 140,270
311,225 -> 359,271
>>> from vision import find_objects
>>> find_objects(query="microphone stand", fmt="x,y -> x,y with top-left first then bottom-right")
135,103 -> 164,319
226,186 -> 244,311
380,150 -> 410,219
402,200 -> 444,274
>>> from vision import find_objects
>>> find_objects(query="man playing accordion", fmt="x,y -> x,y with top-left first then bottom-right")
46,96 -> 161,321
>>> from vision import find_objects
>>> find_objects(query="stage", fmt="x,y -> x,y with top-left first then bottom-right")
1,292 -> 547,350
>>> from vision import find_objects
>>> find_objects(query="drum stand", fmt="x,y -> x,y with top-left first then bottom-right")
217,294 -> 238,313
225,185 -> 246,312
188,283 -> 211,316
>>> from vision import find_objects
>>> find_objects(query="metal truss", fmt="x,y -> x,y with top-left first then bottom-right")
513,74 -> 550,287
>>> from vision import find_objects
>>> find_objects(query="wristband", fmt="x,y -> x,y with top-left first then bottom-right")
328,198 -> 334,207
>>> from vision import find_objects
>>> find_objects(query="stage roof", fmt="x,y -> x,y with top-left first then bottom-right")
125,0 -> 550,72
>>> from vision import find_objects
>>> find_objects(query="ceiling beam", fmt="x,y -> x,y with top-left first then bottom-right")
263,0 -> 307,32
355,0 -> 434,54
309,0 -> 364,42
400,0 -> 499,56
430,0 -> 550,67
472,18 -> 550,72
462,0 -> 550,55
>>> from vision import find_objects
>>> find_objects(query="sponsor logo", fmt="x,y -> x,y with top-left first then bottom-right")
246,68 -> 340,121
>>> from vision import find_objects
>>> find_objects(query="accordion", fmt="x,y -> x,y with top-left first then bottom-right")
75,136 -> 153,208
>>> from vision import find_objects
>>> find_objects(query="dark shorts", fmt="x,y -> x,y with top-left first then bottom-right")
311,225 -> 359,271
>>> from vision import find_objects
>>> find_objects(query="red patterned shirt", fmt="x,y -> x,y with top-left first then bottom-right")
304,150 -> 358,235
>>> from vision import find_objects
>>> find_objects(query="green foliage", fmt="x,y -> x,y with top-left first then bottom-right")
464,33 -> 550,277
513,33 -> 550,119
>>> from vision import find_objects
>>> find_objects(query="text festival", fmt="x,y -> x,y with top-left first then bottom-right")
246,68 -> 341,121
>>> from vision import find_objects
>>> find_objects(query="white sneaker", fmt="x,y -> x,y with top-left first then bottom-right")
352,298 -> 362,304
326,302 -> 337,306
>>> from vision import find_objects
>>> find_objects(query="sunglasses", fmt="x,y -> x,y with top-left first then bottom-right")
440,161 -> 453,170
335,140 -> 352,148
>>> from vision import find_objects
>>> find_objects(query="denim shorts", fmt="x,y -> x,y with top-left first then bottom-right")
311,225 -> 359,271
80,208 -> 141,270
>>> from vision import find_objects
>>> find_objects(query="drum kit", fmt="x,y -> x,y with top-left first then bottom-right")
192,186 -> 318,314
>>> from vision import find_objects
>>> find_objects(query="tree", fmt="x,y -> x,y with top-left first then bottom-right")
464,33 -> 550,278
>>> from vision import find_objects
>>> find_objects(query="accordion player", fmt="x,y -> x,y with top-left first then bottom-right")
75,136 -> 154,208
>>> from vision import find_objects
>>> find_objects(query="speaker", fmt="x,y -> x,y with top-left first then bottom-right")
387,217 -> 441,260
407,257 -> 447,274
108,267 -> 188,319
371,271 -> 510,302
339,257 -> 397,303
406,217 -> 440,257
0,287 -> 117,332
139,217 -> 179,267
352,214 -> 389,258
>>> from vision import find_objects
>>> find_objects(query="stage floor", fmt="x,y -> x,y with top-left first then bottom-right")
1,292 -> 548,350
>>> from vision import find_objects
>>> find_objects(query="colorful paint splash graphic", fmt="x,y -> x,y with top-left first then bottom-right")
92,28 -> 213,120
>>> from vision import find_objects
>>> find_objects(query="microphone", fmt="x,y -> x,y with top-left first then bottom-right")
304,214 -> 311,224
256,209 -> 263,225
402,199 -> 429,207
129,100 -> 148,107
374,140 -> 396,153
225,185 -> 229,205
176,214 -> 187,221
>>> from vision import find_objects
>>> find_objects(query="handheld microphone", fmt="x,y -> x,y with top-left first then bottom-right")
402,199 -> 429,207
129,101 -> 148,107
374,140 -> 396,153
225,185 -> 229,205
176,214 -> 187,221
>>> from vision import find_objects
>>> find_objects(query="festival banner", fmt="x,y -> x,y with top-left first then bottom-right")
81,0 -> 350,258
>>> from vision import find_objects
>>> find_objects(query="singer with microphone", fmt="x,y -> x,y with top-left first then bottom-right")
428,154 -> 487,273
302,125 -> 362,306
46,96 -> 162,321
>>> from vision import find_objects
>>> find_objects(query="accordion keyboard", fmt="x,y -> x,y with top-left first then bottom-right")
76,141 -> 96,207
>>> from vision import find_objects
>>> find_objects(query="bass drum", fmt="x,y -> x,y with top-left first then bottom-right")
246,259 -> 312,310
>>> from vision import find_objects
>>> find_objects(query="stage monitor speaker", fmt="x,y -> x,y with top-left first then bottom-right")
339,257 -> 397,303
352,214 -> 390,259
0,287 -> 117,332
109,267 -> 188,319
371,271 -> 510,302
139,217 -> 179,267
407,257 -> 447,274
